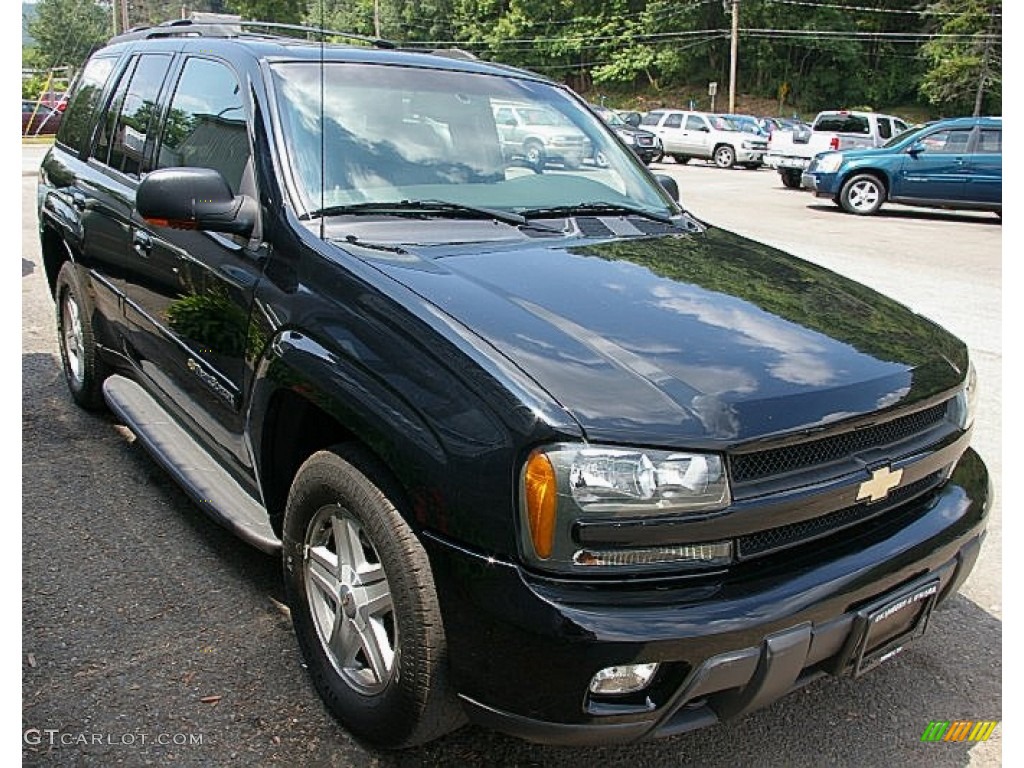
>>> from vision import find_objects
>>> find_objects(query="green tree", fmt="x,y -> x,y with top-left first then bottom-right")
919,0 -> 1001,115
28,0 -> 110,70
228,0 -> 306,24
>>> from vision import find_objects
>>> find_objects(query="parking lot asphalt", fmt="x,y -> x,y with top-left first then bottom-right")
20,148 -> 1003,766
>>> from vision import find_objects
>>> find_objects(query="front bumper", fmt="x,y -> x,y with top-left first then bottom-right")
423,448 -> 990,746
736,148 -> 765,164
805,171 -> 842,196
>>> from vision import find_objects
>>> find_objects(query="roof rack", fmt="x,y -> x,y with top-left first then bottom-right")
108,17 -> 396,49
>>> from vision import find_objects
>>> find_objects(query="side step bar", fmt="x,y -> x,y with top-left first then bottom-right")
103,375 -> 282,553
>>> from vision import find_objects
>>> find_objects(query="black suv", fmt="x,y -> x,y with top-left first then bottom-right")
591,103 -> 661,164
38,19 -> 989,749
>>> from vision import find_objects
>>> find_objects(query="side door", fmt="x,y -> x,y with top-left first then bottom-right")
681,114 -> 711,157
654,111 -> 684,153
892,126 -> 973,203
123,55 -> 265,471
493,106 -> 522,159
963,127 -> 1001,205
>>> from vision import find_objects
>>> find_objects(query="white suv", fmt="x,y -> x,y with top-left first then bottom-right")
641,110 -> 767,169
491,101 -> 591,170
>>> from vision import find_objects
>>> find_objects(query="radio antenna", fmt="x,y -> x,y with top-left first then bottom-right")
319,0 -> 326,240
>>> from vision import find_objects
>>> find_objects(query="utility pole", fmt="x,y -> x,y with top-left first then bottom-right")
120,0 -> 130,34
374,0 -> 381,38
728,0 -> 739,114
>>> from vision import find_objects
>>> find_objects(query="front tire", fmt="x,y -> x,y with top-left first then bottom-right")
839,173 -> 885,215
282,446 -> 464,748
523,140 -> 544,171
713,145 -> 736,169
671,154 -> 690,165
55,260 -> 107,410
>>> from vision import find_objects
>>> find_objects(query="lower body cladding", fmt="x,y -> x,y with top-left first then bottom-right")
422,449 -> 989,746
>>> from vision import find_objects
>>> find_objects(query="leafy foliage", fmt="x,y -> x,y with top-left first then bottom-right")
919,0 -> 1001,115
28,0 -> 109,70
23,0 -> 1003,116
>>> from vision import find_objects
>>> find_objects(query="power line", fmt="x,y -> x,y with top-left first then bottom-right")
761,0 -> 1000,17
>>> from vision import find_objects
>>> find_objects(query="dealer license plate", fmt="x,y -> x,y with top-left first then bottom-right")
846,578 -> 940,678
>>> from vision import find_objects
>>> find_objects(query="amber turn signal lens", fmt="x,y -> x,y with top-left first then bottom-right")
524,452 -> 557,559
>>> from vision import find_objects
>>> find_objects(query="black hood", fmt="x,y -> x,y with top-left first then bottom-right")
355,225 -> 967,447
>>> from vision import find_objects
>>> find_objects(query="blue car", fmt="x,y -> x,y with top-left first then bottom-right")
802,116 -> 1001,216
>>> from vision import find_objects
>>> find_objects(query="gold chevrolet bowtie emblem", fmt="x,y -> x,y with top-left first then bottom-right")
857,466 -> 903,503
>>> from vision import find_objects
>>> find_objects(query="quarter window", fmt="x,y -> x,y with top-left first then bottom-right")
156,58 -> 251,195
56,57 -> 117,154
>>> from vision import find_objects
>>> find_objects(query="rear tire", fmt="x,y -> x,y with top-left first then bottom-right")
282,446 -> 465,748
780,169 -> 802,189
55,261 -> 107,410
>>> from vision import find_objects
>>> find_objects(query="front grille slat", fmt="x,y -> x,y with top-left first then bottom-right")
736,471 -> 943,560
730,402 -> 948,484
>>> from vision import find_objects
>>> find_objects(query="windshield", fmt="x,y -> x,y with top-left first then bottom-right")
710,116 -> 738,131
595,108 -> 626,127
270,62 -> 675,225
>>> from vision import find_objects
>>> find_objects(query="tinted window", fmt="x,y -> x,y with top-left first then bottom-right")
977,129 -> 1001,154
104,55 -> 170,177
877,117 -> 892,140
921,129 -> 972,154
663,113 -> 682,128
156,58 -> 250,194
814,114 -> 869,134
94,59 -> 134,165
640,112 -> 661,127
56,56 -> 117,153
685,115 -> 705,131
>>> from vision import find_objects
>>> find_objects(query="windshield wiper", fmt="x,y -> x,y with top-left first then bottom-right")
518,202 -> 677,224
303,199 -> 526,225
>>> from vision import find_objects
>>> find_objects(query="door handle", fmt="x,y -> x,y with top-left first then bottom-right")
132,230 -> 152,258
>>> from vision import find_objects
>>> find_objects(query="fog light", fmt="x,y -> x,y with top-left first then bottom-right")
574,541 -> 733,568
589,663 -> 660,695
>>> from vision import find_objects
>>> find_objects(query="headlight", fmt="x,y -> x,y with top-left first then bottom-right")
952,361 -> 978,429
816,152 -> 844,173
520,443 -> 731,572
620,132 -> 636,145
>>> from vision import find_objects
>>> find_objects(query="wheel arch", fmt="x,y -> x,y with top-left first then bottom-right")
249,333 -> 445,538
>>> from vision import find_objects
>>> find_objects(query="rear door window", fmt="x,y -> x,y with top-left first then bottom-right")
56,56 -> 118,154
107,55 -> 171,177
977,129 -> 1001,154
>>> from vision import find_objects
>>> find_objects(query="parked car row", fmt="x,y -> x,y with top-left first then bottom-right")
641,109 -> 769,168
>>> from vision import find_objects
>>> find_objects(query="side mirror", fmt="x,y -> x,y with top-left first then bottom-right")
699,126 -> 710,133
655,174 -> 679,202
908,141 -> 926,157
136,167 -> 256,237
624,114 -> 641,127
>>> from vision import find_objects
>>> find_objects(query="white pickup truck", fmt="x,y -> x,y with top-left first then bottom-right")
765,110 -> 910,188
